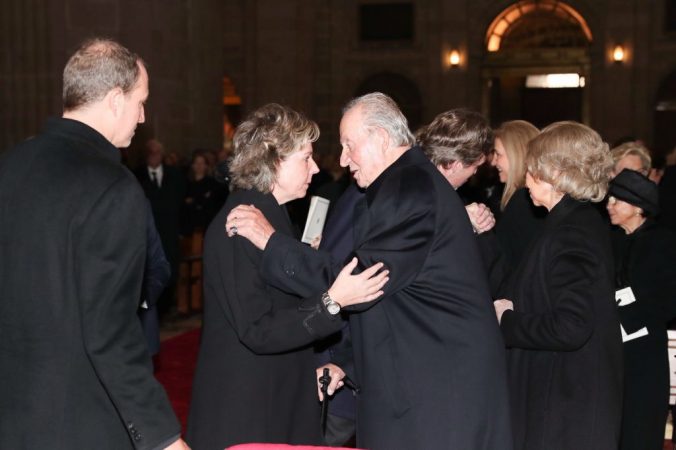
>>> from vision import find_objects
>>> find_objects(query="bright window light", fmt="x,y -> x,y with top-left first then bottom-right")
525,73 -> 584,88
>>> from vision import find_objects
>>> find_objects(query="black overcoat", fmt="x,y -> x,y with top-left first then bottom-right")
185,189 -> 346,450
611,221 -> 676,450
478,187 -> 546,297
0,118 -> 180,449
260,147 -> 513,450
500,196 -> 623,450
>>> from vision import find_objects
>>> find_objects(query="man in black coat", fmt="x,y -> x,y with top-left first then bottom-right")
135,139 -> 186,315
0,38 -> 188,450
227,93 -> 512,450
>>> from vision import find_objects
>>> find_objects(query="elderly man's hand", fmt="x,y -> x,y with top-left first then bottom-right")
225,204 -> 276,250
465,202 -> 496,234
316,363 -> 346,401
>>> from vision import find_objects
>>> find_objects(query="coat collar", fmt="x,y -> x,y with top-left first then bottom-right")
544,194 -> 589,228
365,145 -> 428,203
43,117 -> 120,163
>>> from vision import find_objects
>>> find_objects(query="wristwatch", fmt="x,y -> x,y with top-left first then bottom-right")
321,291 -> 341,315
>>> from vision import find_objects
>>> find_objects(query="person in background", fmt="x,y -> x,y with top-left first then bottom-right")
648,153 -> 666,184
494,121 -> 622,450
135,138 -> 186,317
181,149 -> 225,236
611,140 -> 651,177
416,108 -> 496,234
489,120 -> 546,294
606,169 -> 676,450
0,37 -> 188,450
186,103 -> 388,450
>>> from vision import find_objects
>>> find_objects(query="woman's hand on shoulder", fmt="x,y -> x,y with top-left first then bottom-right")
225,204 -> 275,250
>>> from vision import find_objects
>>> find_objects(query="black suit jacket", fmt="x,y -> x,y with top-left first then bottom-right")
0,118 -> 179,449
135,164 -> 185,272
260,147 -> 513,450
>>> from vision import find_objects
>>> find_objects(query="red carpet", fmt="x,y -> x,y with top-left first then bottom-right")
155,327 -> 201,431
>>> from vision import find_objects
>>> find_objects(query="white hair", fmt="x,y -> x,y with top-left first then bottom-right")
343,92 -> 415,147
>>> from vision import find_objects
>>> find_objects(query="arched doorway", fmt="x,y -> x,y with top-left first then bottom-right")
482,1 -> 592,128
654,69 -> 676,156
355,72 -> 423,130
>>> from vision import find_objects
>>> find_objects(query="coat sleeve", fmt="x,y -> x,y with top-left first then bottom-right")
218,232 -> 345,354
76,176 -> 180,450
260,231 -> 339,298
475,230 -> 509,298
260,167 -> 437,311
500,225 -> 599,351
142,199 -> 171,307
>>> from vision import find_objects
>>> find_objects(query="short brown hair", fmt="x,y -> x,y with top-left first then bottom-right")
63,38 -> 144,111
229,103 -> 319,192
526,121 -> 613,202
417,109 -> 493,168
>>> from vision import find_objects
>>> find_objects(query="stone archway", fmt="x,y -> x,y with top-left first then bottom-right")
355,72 -> 423,131
482,0 -> 592,128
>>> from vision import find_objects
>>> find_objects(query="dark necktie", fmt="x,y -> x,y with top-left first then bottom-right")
150,171 -> 159,188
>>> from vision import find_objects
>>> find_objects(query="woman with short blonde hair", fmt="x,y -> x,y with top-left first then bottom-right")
187,103 -> 388,449
527,121 -> 613,202
229,103 -> 320,192
494,121 -> 622,450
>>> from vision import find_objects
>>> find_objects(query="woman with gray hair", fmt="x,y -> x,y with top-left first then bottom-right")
186,103 -> 388,450
493,121 -> 623,450
611,140 -> 652,176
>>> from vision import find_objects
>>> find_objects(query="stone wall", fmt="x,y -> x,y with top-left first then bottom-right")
2,0 -> 676,157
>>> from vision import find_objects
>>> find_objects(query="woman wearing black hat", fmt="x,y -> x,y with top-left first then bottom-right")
607,168 -> 676,450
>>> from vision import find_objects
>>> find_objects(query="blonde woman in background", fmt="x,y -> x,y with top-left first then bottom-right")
488,120 -> 545,294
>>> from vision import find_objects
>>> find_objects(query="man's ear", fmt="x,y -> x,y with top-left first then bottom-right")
446,160 -> 464,174
106,87 -> 124,118
374,126 -> 390,152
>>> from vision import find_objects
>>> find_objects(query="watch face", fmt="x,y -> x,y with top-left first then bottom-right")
327,302 -> 341,315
